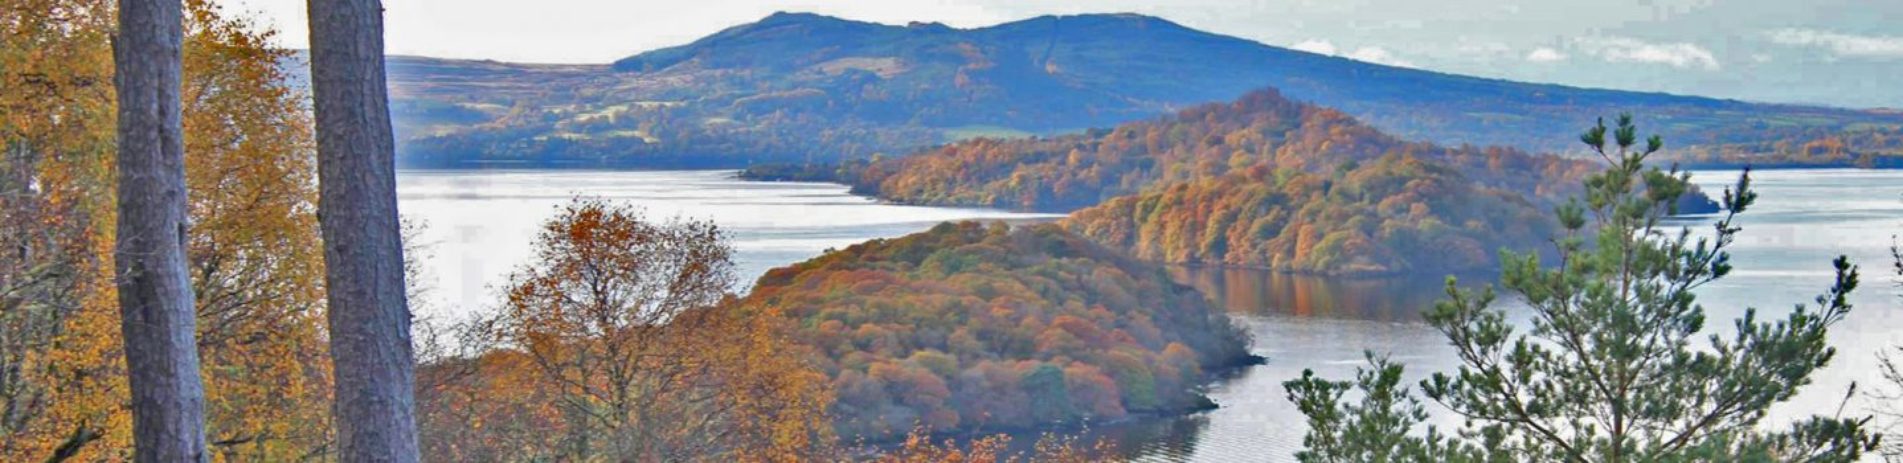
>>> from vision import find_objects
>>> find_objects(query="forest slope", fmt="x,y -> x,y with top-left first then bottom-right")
829,89 -> 1705,275
741,222 -> 1255,439
1063,154 -> 1552,275
846,88 -> 1603,212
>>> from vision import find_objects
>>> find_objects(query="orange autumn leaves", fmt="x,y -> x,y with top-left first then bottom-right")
417,202 -> 1156,460
854,88 -> 1594,214
181,1 -> 332,458
1065,154 -> 1553,275
0,0 -> 118,458
742,221 -> 1253,440
420,199 -> 834,461
845,88 -> 1596,274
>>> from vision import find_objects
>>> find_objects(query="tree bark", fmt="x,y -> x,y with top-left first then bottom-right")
306,0 -> 420,461
112,0 -> 209,461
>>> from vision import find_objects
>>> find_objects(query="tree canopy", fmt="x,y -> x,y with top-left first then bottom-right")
743,221 -> 1255,439
1,1 -> 332,459
418,199 -> 835,461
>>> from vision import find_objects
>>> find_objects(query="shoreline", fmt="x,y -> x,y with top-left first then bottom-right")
848,352 -> 1269,451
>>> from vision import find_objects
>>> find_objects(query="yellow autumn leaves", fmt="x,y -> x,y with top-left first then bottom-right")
1,0 -> 330,460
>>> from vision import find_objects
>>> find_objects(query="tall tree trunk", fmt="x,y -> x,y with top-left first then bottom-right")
306,0 -> 420,461
112,0 -> 208,461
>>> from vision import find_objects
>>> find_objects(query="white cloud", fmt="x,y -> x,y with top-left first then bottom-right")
1286,39 -> 1413,68
1290,39 -> 1338,56
1345,47 -> 1416,68
1574,36 -> 1719,70
1525,47 -> 1567,63
1768,28 -> 1903,59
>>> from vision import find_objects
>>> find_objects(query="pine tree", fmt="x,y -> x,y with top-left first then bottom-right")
307,0 -> 419,460
112,0 -> 210,460
1285,115 -> 1879,462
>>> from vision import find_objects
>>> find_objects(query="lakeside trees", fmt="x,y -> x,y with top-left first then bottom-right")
841,89 -> 1648,275
849,89 -> 1607,213
497,200 -> 832,459
417,200 -> 834,461
1064,153 -> 1553,275
743,221 -> 1254,439
1284,116 -> 1880,462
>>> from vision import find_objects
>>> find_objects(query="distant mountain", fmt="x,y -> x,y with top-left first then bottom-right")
375,12 -> 1902,168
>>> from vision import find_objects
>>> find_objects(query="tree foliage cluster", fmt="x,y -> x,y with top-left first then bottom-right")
0,0 -> 332,459
850,89 -> 1605,213
414,200 -> 836,461
1662,125 -> 1903,169
1065,152 -> 1552,275
870,426 -> 1111,463
842,89 -> 1653,274
741,221 -> 1254,440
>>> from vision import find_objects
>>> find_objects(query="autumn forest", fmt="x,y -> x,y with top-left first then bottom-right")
6,0 -> 1903,462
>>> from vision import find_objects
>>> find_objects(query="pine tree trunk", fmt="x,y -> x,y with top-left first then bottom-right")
112,0 -> 208,461
307,0 -> 420,461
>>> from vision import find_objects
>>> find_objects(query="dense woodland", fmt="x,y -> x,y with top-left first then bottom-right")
1065,154 -> 1552,275
1,0 -> 336,458
847,89 -> 1604,212
414,201 -> 835,460
413,209 -> 1233,457
742,221 -> 1255,439
1662,125 -> 1903,169
815,89 -> 1660,273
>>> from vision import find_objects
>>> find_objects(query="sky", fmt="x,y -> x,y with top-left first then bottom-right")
228,0 -> 1903,108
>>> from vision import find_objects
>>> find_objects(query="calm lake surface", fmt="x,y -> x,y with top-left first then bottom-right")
396,170 -> 1061,316
398,168 -> 1903,462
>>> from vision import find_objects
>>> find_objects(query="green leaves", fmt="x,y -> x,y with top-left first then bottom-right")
1287,355 -> 1436,463
1286,116 -> 1880,462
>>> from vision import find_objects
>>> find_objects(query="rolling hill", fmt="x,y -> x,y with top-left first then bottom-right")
371,12 -> 1903,168
818,88 -> 1622,275
741,221 -> 1255,438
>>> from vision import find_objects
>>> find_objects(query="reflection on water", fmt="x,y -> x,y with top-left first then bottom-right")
1075,268 -> 1464,462
1167,266 -> 1486,323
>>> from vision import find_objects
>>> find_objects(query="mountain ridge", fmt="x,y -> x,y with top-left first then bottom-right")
367,11 -> 1902,168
